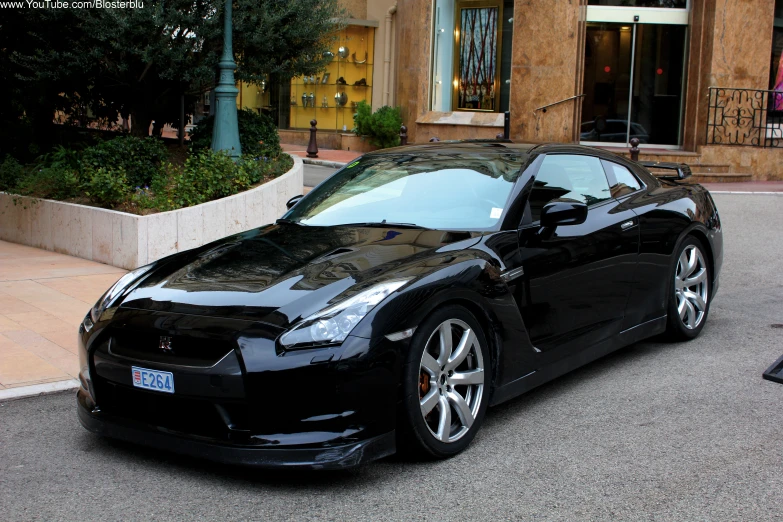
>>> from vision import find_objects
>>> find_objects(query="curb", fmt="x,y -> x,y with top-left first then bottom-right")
302,158 -> 349,169
0,379 -> 80,402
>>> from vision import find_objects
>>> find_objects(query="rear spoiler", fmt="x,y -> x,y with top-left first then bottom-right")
639,161 -> 692,181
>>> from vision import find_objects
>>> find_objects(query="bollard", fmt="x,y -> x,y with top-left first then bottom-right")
400,124 -> 408,146
629,137 -> 640,162
307,119 -> 319,158
429,137 -> 440,142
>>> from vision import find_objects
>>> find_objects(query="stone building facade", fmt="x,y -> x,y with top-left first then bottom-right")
392,0 -> 783,179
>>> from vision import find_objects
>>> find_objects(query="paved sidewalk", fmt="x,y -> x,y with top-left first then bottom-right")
703,181 -> 783,192
282,143 -> 361,164
0,240 -> 125,389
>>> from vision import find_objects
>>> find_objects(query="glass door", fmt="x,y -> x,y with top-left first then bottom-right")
581,4 -> 689,147
581,23 -> 635,144
630,24 -> 687,145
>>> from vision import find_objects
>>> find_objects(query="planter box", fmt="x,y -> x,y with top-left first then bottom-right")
0,154 -> 304,270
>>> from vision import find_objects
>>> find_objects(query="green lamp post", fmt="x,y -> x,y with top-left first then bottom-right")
211,0 -> 242,159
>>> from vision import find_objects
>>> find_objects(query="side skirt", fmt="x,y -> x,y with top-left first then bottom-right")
489,316 -> 667,406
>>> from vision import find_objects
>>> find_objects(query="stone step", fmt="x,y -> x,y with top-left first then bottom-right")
690,172 -> 753,183
688,163 -> 731,174
608,150 -> 703,164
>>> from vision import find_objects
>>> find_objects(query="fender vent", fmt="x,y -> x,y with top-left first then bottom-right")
314,248 -> 355,262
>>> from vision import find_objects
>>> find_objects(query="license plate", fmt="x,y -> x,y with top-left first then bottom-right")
131,366 -> 174,394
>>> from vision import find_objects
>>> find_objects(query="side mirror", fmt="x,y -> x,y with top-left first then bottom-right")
540,199 -> 587,228
286,194 -> 304,210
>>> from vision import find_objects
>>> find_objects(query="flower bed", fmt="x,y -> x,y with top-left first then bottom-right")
0,155 -> 303,269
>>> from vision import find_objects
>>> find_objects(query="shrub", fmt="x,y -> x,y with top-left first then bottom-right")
83,166 -> 130,207
352,102 -> 403,149
353,101 -> 373,138
189,108 -> 282,158
151,150 -> 250,211
2,141 -> 293,214
0,155 -> 25,191
82,136 -> 167,188
12,166 -> 82,200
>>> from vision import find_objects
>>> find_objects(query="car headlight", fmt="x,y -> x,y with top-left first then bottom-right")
279,279 -> 411,349
90,264 -> 154,323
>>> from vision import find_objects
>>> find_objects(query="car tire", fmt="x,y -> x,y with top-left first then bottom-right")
397,305 -> 491,459
665,235 -> 712,341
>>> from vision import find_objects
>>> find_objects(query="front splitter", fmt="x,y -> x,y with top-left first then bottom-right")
77,394 -> 395,470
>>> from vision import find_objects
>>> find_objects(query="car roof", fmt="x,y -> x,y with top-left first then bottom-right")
365,140 -> 627,161
362,140 -> 657,186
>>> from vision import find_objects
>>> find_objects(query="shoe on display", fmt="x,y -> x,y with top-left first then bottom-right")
336,77 -> 347,85
354,78 -> 367,86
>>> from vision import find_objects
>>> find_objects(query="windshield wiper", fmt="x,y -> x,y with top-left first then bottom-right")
276,218 -> 307,226
337,220 -> 426,229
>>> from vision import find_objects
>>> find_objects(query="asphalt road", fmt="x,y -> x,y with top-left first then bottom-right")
2,194 -> 782,521
304,164 -> 338,188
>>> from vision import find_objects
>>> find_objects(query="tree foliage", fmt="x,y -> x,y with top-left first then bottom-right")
1,0 -> 343,154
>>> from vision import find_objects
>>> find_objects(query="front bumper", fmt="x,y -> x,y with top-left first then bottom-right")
77,308 -> 402,469
77,388 -> 395,469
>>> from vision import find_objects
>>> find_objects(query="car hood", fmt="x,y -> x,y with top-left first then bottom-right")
119,223 -> 481,328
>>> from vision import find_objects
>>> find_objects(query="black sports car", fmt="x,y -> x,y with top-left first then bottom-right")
77,142 -> 722,469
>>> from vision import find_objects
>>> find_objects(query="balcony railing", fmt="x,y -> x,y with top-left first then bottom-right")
706,87 -> 783,148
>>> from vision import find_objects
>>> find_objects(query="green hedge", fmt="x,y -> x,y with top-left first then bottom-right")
0,136 -> 293,214
82,136 -> 168,188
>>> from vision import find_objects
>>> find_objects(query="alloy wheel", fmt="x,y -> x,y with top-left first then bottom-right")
418,319 -> 485,443
674,244 -> 709,329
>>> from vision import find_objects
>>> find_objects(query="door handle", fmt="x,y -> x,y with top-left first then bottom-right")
620,220 -> 636,230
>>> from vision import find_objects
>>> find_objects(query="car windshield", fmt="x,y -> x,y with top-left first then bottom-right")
284,153 -> 528,230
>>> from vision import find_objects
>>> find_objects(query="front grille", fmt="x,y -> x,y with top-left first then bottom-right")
109,328 -> 233,367
95,377 -> 249,440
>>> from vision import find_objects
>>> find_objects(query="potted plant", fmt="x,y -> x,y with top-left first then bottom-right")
346,101 -> 402,151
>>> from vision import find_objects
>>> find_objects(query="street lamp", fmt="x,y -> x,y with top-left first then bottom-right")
211,0 -> 242,159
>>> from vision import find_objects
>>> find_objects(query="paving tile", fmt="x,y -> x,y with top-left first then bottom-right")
42,330 -> 80,355
25,297 -> 89,326
0,315 -> 23,332
4,312 -> 75,334
3,376 -> 72,388
0,352 -> 68,386
0,295 -> 40,315
37,273 -> 122,305
0,334 -> 27,355
0,240 -> 122,385
1,330 -> 78,377
0,281 -> 74,308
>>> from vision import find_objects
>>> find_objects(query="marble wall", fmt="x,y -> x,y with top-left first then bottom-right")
368,0 -> 399,110
341,0 -> 368,19
395,0 -> 435,144
508,0 -> 585,143
705,0 -> 775,90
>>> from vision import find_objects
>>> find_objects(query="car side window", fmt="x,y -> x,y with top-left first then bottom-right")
601,160 -> 642,198
526,155 -> 612,222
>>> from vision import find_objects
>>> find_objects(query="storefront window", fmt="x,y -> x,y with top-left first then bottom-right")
430,0 -> 513,112
282,24 -> 376,130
